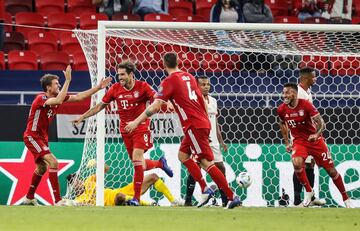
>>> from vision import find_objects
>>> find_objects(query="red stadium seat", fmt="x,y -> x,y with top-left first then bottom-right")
274,16 -> 300,23
178,52 -> 201,73
112,13 -> 141,21
15,12 -> 45,38
41,52 -> 70,70
136,53 -> 162,71
303,17 -> 328,24
60,32 -> 82,56
144,13 -> 173,22
300,55 -> 329,74
67,0 -> 96,15
8,50 -> 38,70
36,0 -> 65,17
175,15 -> 207,22
156,43 -> 188,54
196,2 -> 215,21
28,31 -> 58,57
79,13 -> 109,30
3,31 -> 25,53
0,51 -> 5,70
3,12 -> 13,32
5,0 -> 32,15
123,39 -> 156,55
330,57 -> 360,76
352,17 -> 360,24
73,52 -> 88,71
169,2 -> 193,18
202,52 -> 237,72
48,13 -> 77,38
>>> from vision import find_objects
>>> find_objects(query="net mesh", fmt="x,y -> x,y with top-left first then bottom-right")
66,26 -> 360,207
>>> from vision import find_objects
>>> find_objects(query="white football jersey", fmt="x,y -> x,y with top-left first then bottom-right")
206,95 -> 219,145
298,85 -> 313,103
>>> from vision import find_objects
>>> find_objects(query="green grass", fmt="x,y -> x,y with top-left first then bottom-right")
0,206 -> 359,231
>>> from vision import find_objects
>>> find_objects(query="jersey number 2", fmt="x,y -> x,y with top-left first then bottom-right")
186,82 -> 197,101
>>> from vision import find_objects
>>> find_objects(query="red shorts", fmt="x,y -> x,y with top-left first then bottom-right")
23,135 -> 51,163
179,127 -> 214,162
292,138 -> 334,170
121,130 -> 152,160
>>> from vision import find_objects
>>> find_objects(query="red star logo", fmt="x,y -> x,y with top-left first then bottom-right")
0,147 -> 73,205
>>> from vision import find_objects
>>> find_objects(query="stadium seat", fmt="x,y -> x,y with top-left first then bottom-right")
196,1 -> 216,21
3,12 -> 13,32
264,0 -> 289,16
303,17 -> 328,24
175,15 -> 207,22
352,17 -> 360,24
41,52 -> 70,70
79,13 -> 109,30
274,16 -> 300,23
202,52 -> 237,72
169,2 -> 193,18
8,50 -> 38,70
73,52 -> 88,71
123,39 -> 156,55
47,13 -> 77,38
59,32 -> 83,56
300,55 -> 329,74
112,13 -> 141,21
144,13 -> 173,22
15,12 -> 45,38
0,51 -> 5,70
156,43 -> 188,54
3,31 -> 25,53
5,0 -> 32,15
330,57 -> 360,76
178,52 -> 201,73
36,0 -> 65,17
28,31 -> 58,57
67,0 -> 96,15
136,53 -> 162,71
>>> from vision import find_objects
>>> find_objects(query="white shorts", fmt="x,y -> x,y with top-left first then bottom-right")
210,143 -> 223,163
305,155 -> 313,164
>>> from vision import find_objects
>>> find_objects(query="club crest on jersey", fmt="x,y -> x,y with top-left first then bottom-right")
285,114 -> 289,118
299,110 -> 304,116
134,91 -> 139,98
118,95 -> 123,99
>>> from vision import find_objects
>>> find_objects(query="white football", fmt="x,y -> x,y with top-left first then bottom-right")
236,172 -> 252,188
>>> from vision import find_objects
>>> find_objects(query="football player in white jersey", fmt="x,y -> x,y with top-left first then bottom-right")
184,76 -> 229,207
294,67 -> 325,206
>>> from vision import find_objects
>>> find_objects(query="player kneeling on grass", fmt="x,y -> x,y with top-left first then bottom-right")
67,161 -> 182,206
277,83 -> 353,208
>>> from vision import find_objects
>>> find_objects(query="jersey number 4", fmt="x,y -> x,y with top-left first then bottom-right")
186,81 -> 197,101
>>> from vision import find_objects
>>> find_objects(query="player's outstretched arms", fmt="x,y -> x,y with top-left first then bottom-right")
308,114 -> 325,142
125,99 -> 164,133
279,118 -> 292,152
45,65 -> 72,106
67,77 -> 112,102
72,102 -> 107,126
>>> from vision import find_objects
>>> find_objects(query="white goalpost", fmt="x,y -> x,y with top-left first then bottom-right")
67,21 -> 360,207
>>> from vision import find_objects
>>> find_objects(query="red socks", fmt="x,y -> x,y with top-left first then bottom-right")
332,172 -> 349,201
206,164 -> 234,200
26,171 -> 43,200
144,159 -> 162,171
294,168 -> 312,192
133,160 -> 144,201
49,168 -> 61,203
182,158 -> 207,192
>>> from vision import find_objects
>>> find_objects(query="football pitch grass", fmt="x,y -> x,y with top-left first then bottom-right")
0,206 -> 359,231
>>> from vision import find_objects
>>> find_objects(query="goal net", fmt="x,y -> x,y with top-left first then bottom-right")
66,22 -> 360,207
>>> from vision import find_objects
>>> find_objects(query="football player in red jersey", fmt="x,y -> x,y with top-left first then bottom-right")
22,65 -> 112,205
277,83 -> 352,208
125,53 -> 241,209
73,61 -> 173,206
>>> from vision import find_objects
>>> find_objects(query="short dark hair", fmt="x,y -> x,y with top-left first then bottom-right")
163,52 -> 178,69
40,74 -> 59,92
116,61 -> 136,75
284,83 -> 298,91
196,76 -> 208,83
299,67 -> 315,76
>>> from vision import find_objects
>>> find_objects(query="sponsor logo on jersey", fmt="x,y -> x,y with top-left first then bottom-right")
290,113 -> 298,117
285,114 -> 289,118
118,95 -> 123,99
124,95 -> 133,98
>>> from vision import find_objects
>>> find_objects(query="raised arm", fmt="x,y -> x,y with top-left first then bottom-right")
67,77 -> 112,103
124,99 -> 164,133
308,114 -> 325,142
45,65 -> 72,106
72,102 -> 108,125
279,117 -> 292,152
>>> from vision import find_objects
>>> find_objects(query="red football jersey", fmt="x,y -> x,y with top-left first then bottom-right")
156,70 -> 210,132
102,80 -> 155,133
277,99 -> 320,142
24,94 -> 69,141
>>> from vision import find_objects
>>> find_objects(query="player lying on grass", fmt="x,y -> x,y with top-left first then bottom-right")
67,161 -> 181,206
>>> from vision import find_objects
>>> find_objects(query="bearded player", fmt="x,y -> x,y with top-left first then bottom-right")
277,83 -> 352,208
125,53 -> 241,209
22,65 -> 112,205
72,61 -> 174,206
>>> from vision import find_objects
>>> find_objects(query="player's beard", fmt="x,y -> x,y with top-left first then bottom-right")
284,97 -> 291,105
